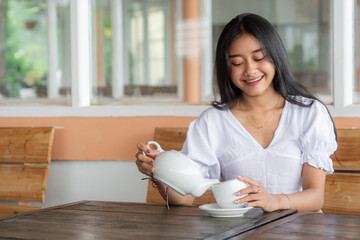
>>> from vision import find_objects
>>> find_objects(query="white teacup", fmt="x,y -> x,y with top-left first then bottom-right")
211,178 -> 249,209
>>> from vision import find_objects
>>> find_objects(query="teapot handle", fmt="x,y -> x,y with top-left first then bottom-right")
147,141 -> 165,153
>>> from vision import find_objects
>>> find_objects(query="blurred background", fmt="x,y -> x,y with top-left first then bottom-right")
1,0 -> 359,106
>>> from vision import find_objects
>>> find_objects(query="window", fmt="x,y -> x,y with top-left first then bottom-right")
0,0 -> 71,104
0,0 -> 359,117
355,0 -> 360,103
91,0 -> 178,105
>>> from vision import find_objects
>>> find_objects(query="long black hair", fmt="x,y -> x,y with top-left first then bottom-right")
212,13 -> 317,109
211,13 -> 338,144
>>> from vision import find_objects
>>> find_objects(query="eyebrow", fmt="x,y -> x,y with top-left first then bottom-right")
228,48 -> 264,58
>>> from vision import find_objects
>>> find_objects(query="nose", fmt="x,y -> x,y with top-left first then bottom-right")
244,61 -> 257,76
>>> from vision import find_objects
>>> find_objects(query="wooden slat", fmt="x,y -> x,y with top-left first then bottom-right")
0,165 -> 49,202
147,128 -> 216,205
331,128 -> 360,171
323,172 -> 360,215
0,204 -> 41,218
0,127 -> 54,164
153,127 -> 188,151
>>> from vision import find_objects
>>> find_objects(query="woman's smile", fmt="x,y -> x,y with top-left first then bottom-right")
242,75 -> 264,86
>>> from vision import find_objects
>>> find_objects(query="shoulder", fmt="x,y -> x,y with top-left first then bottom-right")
288,96 -> 328,116
288,96 -> 334,132
190,106 -> 230,132
197,106 -> 229,122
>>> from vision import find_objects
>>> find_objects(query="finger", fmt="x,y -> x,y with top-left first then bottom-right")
146,149 -> 160,158
135,158 -> 155,176
235,193 -> 261,205
237,176 -> 260,186
136,151 -> 155,169
137,142 -> 151,154
251,185 -> 261,194
135,151 -> 142,159
137,153 -> 155,167
137,142 -> 160,158
245,200 -> 264,209
236,185 -> 259,196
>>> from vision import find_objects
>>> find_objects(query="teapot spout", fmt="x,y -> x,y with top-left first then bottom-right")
191,178 -> 220,197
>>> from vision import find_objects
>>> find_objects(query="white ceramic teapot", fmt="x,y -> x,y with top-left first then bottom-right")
148,141 -> 220,197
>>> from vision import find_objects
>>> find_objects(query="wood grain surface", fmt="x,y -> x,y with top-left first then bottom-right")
331,129 -> 360,171
235,212 -> 360,239
0,201 -> 297,240
0,127 -> 54,217
0,127 -> 54,164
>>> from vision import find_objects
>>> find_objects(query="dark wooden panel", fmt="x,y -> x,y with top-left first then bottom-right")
237,212 -> 360,239
0,201 -> 297,240
0,127 -> 54,164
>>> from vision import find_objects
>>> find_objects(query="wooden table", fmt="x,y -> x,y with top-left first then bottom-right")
233,211 -> 360,239
0,201 -> 296,240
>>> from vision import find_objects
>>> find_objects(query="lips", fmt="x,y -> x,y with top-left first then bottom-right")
242,75 -> 264,85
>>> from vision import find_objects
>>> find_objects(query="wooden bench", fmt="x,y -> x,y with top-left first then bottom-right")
0,127 -> 55,217
146,128 -> 360,215
322,128 -> 360,215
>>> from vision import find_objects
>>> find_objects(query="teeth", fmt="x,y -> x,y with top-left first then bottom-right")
246,76 -> 263,83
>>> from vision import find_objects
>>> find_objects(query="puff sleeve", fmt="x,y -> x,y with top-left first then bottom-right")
300,100 -> 337,174
180,112 -> 221,180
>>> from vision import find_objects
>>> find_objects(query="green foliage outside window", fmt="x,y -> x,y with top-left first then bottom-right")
2,0 -> 46,98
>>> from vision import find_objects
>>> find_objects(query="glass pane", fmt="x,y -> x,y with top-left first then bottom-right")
211,0 -> 332,103
355,0 -> 360,104
91,0 -> 177,105
0,0 -> 71,105
148,5 -> 165,86
90,0 -> 112,104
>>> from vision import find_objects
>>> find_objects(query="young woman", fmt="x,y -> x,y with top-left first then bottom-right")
135,13 -> 337,212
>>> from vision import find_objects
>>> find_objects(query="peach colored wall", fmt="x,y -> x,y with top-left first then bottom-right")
0,117 -> 195,161
0,117 -> 358,161
333,118 -> 360,128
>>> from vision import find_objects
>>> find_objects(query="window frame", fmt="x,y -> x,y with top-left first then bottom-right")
0,0 -> 358,117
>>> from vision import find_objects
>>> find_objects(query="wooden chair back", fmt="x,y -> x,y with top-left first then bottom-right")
0,127 -> 55,217
146,128 -> 216,206
323,128 -> 360,215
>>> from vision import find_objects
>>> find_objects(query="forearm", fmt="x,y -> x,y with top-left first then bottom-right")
280,188 -> 324,212
156,183 -> 195,206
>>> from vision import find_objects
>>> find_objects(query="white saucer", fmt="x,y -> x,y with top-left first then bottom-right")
199,203 -> 253,217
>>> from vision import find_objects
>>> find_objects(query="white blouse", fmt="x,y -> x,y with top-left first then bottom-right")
180,97 -> 337,194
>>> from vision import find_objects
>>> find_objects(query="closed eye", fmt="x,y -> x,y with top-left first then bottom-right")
254,56 -> 266,62
231,62 -> 244,66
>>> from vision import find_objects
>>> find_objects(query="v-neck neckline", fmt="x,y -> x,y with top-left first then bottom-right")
227,100 -> 289,150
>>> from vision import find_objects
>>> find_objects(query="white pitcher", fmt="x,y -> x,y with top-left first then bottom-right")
148,141 -> 220,197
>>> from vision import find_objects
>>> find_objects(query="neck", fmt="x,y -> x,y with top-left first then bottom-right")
239,91 -> 281,112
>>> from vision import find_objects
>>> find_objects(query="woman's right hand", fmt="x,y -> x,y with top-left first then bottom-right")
135,142 -> 160,177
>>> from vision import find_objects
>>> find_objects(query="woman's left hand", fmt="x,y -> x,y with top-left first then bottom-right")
235,176 -> 280,212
